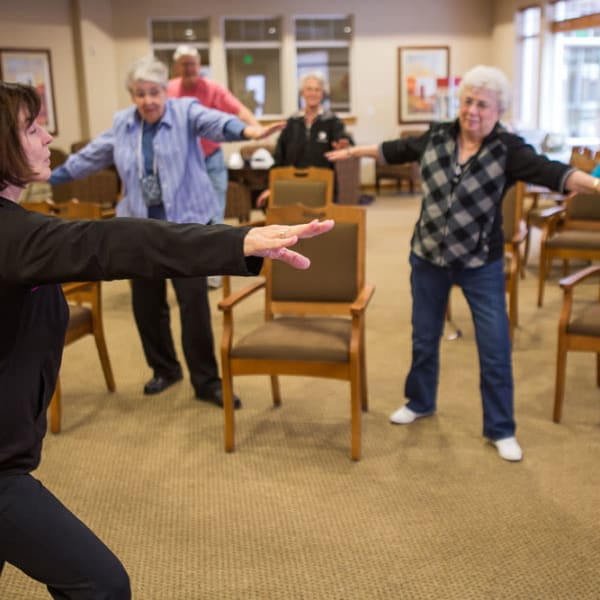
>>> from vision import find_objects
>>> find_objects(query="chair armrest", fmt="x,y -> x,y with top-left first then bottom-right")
218,279 -> 265,312
536,205 -> 566,221
559,265 -> 600,290
350,284 -> 376,316
61,281 -> 93,296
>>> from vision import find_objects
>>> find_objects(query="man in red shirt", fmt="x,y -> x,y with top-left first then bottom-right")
167,45 -> 260,288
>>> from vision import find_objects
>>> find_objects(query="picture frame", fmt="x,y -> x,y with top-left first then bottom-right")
398,46 -> 449,124
0,48 -> 58,135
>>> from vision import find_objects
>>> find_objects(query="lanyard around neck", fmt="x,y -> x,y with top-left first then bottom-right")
138,121 -> 158,179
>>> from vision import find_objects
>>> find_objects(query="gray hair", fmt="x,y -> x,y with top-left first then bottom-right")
125,55 -> 168,91
173,45 -> 200,62
299,72 -> 329,95
457,65 -> 511,114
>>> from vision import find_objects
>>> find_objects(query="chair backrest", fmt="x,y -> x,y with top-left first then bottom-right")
19,199 -> 59,215
269,166 -> 334,208
60,200 -> 106,220
502,181 -> 525,241
564,192 -> 600,228
50,147 -> 68,169
569,147 -> 598,173
264,204 -> 365,318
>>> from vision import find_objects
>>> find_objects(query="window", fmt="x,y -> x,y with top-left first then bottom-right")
149,18 -> 210,78
223,17 -> 282,117
294,15 -> 353,113
550,1 -> 600,142
514,6 -> 541,130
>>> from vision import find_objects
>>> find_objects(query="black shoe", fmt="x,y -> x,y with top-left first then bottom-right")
143,373 -> 183,395
196,385 -> 242,410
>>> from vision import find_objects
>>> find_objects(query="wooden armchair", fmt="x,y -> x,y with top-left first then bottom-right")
554,265 -> 600,423
537,193 -> 600,307
218,204 -> 375,460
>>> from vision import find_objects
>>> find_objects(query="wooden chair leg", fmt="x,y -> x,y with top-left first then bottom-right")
360,333 -> 368,412
597,353 -> 600,387
222,367 -> 235,453
350,367 -> 361,462
554,336 -> 567,423
93,328 -> 115,392
538,249 -> 549,307
49,376 -> 62,434
270,375 -> 281,406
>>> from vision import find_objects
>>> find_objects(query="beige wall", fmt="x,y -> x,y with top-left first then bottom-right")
2,0 -> 528,183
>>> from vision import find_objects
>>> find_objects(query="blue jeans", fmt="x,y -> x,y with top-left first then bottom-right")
404,253 -> 515,440
205,148 -> 228,225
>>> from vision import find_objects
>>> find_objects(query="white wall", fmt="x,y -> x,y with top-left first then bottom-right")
2,0 -> 532,184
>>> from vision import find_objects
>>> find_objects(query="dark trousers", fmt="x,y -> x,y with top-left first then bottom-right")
130,276 -> 220,395
405,253 -> 515,440
0,473 -> 130,599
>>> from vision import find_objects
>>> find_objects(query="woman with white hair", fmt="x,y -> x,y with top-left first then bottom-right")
327,64 -> 600,462
257,71 -> 353,205
50,55 -> 284,408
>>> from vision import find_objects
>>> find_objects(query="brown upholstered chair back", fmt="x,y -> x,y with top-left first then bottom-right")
272,222 -> 358,302
565,193 -> 600,222
268,166 -> 334,209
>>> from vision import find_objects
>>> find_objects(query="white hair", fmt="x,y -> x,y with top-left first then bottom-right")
457,65 -> 511,114
125,55 -> 168,90
299,72 -> 329,95
173,45 -> 200,62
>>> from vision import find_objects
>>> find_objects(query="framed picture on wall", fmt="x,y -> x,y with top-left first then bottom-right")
0,48 -> 58,135
398,46 -> 449,124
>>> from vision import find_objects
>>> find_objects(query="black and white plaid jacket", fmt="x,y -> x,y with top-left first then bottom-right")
380,121 -> 574,269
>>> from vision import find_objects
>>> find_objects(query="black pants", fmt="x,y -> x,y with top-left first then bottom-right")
0,473 -> 130,599
130,276 -> 220,395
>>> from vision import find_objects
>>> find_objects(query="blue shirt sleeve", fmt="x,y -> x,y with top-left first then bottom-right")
591,164 -> 600,178
48,165 -> 73,185
223,118 -> 247,141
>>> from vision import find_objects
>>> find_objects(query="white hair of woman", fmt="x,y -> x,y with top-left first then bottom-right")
125,55 -> 169,91
457,65 -> 511,115
299,72 -> 330,96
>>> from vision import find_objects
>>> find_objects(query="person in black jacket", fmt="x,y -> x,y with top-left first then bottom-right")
326,64 -> 600,463
256,71 -> 353,206
0,82 -> 333,599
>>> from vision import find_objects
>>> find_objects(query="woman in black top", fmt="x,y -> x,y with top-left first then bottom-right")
0,82 -> 333,599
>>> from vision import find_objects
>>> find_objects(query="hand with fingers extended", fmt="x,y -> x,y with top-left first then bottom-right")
243,219 -> 335,269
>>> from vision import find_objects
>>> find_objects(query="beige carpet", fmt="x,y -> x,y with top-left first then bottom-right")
2,194 -> 599,599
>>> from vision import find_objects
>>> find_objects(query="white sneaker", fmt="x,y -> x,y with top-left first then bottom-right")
207,275 -> 222,289
389,405 -> 433,425
493,436 -> 523,462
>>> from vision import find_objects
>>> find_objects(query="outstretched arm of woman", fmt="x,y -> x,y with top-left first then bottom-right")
243,219 -> 335,269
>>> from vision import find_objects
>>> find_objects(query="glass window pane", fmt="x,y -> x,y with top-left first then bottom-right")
226,48 -> 281,115
561,42 -> 600,136
224,18 -> 280,42
554,0 -> 600,22
520,7 -> 541,37
151,19 -> 209,43
295,16 -> 353,42
297,47 -> 350,112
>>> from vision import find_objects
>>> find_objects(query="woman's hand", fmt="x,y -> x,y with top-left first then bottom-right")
243,219 -> 335,269
256,189 -> 270,207
243,121 -> 286,140
325,144 -> 379,162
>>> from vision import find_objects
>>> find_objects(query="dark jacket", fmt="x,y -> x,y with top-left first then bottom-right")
0,197 -> 261,475
381,121 -> 574,267
273,110 -> 353,170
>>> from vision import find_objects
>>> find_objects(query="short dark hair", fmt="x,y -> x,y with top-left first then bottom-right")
0,82 -> 41,191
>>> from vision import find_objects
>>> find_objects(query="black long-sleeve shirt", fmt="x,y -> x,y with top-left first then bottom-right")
0,197 -> 261,475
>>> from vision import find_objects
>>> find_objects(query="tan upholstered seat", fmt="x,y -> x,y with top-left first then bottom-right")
554,265 -> 600,422
218,204 -> 374,460
537,192 -> 600,307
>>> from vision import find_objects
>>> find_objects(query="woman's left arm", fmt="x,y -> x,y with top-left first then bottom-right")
564,169 -> 600,194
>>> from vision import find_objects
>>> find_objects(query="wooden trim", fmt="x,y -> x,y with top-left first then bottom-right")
551,13 -> 600,32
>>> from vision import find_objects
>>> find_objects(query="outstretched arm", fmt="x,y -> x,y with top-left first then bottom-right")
325,144 -> 379,162
243,219 -> 335,269
243,121 -> 286,140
